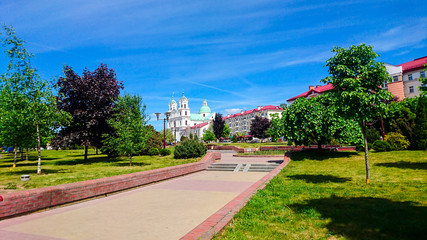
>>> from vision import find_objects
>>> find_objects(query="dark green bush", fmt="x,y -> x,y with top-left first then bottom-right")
384,132 -> 410,150
366,127 -> 381,143
148,147 -> 159,156
159,148 -> 170,156
174,139 -> 207,159
372,140 -> 392,152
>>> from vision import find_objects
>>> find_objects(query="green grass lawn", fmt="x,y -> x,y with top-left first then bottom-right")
215,150 -> 427,240
0,147 -> 200,194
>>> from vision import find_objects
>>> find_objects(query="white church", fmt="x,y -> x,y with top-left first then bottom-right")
167,92 -> 216,141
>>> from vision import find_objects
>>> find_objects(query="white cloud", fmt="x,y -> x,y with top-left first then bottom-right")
224,108 -> 242,114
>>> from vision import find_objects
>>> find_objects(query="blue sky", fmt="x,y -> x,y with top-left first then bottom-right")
1,0 -> 426,130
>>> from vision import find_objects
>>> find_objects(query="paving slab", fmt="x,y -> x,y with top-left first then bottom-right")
0,169 -> 268,240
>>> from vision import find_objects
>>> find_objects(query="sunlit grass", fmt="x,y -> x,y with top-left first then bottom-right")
0,147 -> 200,193
215,150 -> 427,240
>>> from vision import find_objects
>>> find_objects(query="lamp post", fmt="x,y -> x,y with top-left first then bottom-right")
155,112 -> 170,149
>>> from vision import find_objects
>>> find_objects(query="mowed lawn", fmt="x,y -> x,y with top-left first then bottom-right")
216,150 -> 427,240
0,148 -> 200,194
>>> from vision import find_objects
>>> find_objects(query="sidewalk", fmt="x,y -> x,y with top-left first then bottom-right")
0,153 -> 284,240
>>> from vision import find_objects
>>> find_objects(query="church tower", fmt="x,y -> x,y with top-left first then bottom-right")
179,92 -> 191,129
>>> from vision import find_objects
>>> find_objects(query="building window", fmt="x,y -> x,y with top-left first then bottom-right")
185,111 -> 187,116
185,120 -> 187,125
383,81 -> 388,88
203,114 -> 205,117
408,74 -> 413,81
409,86 -> 414,93
184,104 -> 186,108
421,71 -> 426,78
392,76 -> 398,82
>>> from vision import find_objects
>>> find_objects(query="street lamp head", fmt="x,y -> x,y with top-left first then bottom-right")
155,112 -> 161,121
165,111 -> 170,120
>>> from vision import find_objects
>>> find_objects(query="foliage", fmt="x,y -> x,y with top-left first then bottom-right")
372,140 -> 392,152
180,135 -> 188,142
159,148 -> 170,156
142,125 -> 162,154
266,113 -> 284,142
0,25 -> 70,173
250,116 -> 271,139
213,113 -> 225,139
202,130 -> 216,142
53,63 -> 123,160
231,135 -> 238,143
174,139 -> 207,159
216,151 -> 426,240
161,129 -> 174,143
366,127 -> 381,144
419,64 -> 427,95
281,95 -> 362,148
322,43 -> 392,183
413,96 -> 427,150
222,123 -> 231,138
384,132 -> 410,151
148,147 -> 159,156
101,94 -> 149,165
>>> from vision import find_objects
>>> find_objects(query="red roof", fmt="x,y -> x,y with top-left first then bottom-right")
222,105 -> 283,120
397,56 -> 427,73
190,122 -> 210,129
287,83 -> 334,102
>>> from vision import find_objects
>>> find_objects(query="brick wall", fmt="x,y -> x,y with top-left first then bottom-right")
0,152 -> 220,220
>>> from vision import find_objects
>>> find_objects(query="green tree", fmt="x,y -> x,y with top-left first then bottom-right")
419,64 -> 427,95
222,123 -> 231,138
102,94 -> 149,166
282,95 -> 361,149
413,96 -> 427,149
0,25 -> 69,173
213,113 -> 225,139
202,130 -> 216,142
322,43 -> 392,184
250,116 -> 271,139
266,113 -> 284,142
161,129 -> 174,143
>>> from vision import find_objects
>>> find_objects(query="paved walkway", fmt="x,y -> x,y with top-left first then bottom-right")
0,153 -> 284,240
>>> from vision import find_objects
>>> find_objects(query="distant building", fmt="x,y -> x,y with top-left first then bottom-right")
384,56 -> 427,100
223,106 -> 283,136
167,92 -> 215,141
286,84 -> 334,105
286,56 -> 427,104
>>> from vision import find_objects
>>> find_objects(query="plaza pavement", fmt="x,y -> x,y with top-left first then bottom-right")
0,153 -> 284,240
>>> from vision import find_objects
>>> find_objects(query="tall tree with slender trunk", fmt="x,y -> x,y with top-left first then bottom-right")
322,43 -> 392,184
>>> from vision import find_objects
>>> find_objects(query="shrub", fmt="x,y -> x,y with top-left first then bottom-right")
372,140 -> 392,152
366,127 -> 381,143
148,147 -> 159,156
330,138 -> 340,145
384,132 -> 410,150
159,148 -> 170,156
174,139 -> 207,159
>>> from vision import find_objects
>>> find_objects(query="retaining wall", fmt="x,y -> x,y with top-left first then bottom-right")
0,152 -> 220,220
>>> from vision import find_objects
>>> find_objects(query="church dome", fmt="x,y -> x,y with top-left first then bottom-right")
199,99 -> 211,113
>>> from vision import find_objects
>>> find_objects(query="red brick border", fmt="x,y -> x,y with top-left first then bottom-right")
0,152 -> 221,220
180,156 -> 291,240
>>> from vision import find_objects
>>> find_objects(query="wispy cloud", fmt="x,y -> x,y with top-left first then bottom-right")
224,108 -> 242,114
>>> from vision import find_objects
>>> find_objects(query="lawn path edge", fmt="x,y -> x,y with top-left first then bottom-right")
180,155 -> 291,240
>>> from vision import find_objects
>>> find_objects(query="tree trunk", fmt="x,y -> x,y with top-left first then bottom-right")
37,123 -> 42,175
13,144 -> 17,168
26,149 -> 29,161
96,148 -> 98,155
129,154 -> 132,166
84,146 -> 88,161
317,141 -> 322,150
21,149 -> 24,161
362,122 -> 370,184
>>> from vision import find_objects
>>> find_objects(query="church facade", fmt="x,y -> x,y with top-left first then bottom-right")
167,93 -> 215,141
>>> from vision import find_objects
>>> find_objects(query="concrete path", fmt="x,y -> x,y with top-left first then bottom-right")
0,154 -> 283,240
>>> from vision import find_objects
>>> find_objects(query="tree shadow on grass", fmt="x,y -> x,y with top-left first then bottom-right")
288,174 -> 351,183
6,168 -> 69,175
290,151 -> 358,161
375,161 -> 427,170
112,162 -> 151,167
291,196 -> 427,240
53,156 -> 122,166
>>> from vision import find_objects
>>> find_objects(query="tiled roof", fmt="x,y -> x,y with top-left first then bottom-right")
190,122 -> 210,129
222,105 -> 283,120
286,83 -> 334,102
397,56 -> 427,73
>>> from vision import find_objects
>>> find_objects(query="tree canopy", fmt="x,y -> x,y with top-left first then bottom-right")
250,116 -> 271,139
213,113 -> 225,139
322,43 -> 392,184
53,64 -> 123,160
